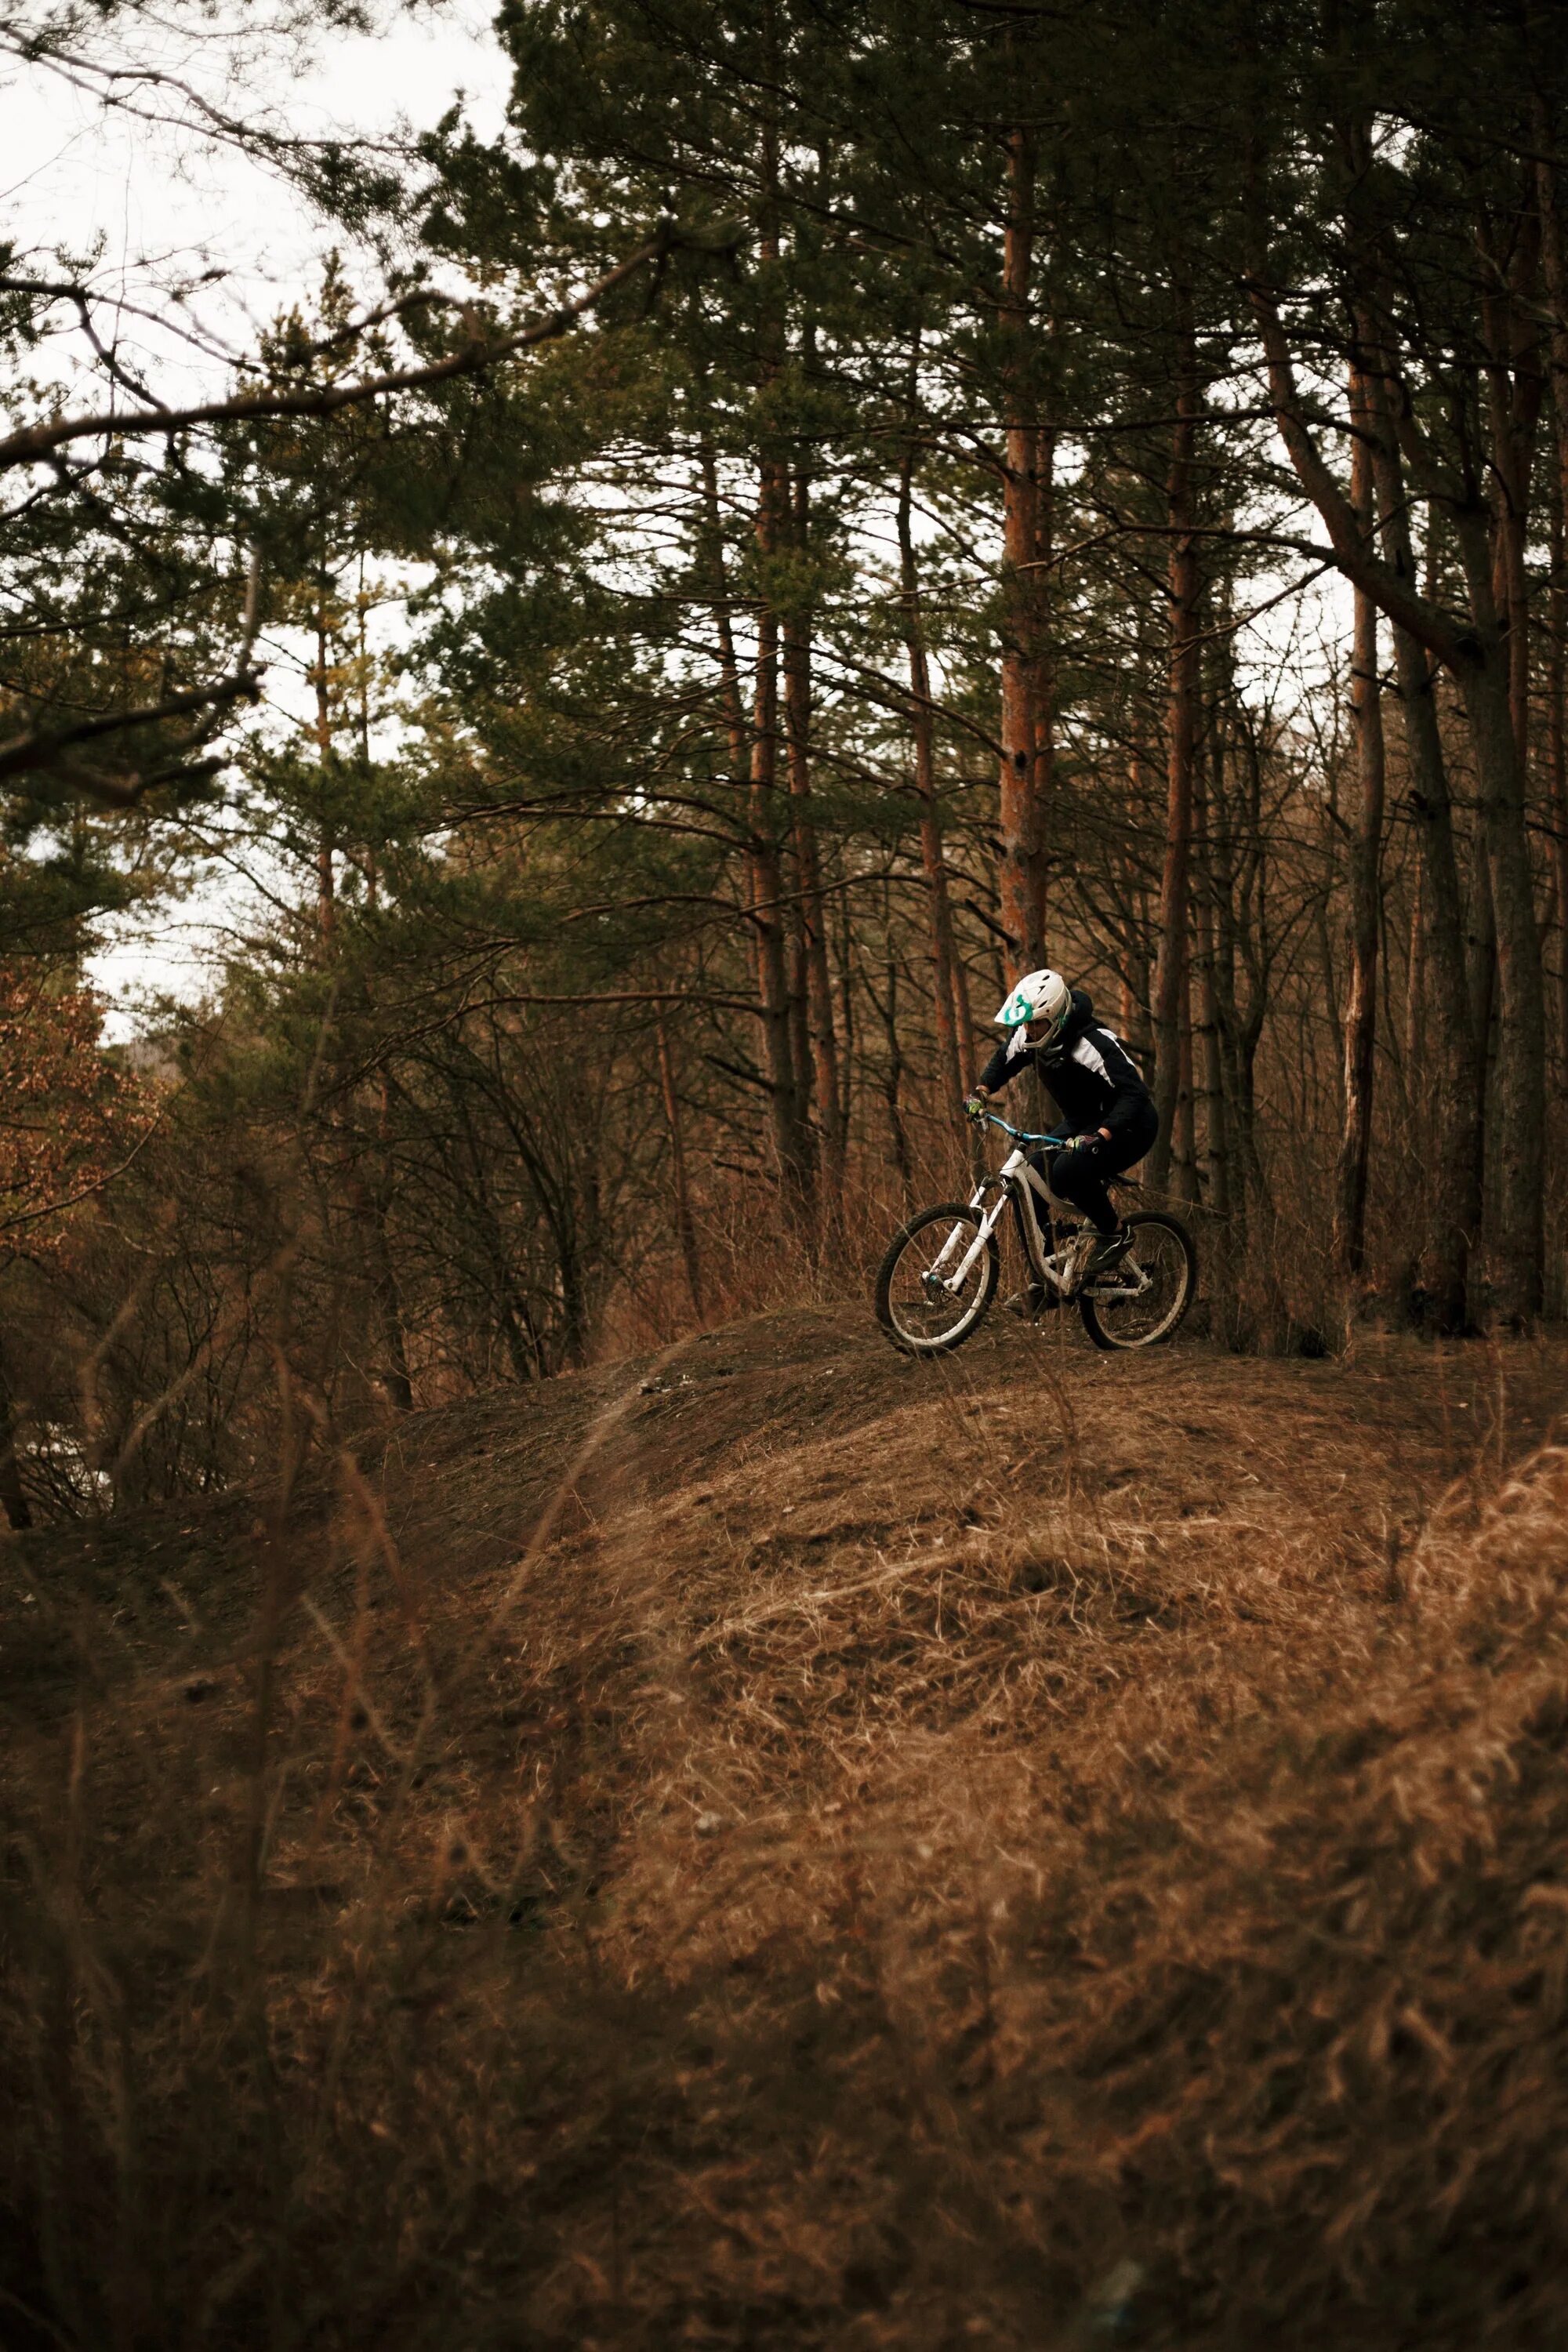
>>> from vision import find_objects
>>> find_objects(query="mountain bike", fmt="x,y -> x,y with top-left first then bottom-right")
874,1114 -> 1196,1356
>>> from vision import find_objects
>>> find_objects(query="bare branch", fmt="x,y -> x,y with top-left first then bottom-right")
1244,277 -> 1472,667
0,548 -> 265,800
0,1092 -> 175,1236
0,227 -> 688,471
0,27 -> 408,180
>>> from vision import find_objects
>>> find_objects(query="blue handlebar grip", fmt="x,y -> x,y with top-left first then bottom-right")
984,1116 -> 1071,1146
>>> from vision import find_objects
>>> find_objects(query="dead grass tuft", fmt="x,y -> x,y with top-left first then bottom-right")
5,1311 -> 1568,2347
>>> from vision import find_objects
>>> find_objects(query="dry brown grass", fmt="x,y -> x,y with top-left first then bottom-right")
4,1308 -> 1568,2349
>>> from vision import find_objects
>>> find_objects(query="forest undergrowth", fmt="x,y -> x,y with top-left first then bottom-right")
5,1307 -> 1568,2350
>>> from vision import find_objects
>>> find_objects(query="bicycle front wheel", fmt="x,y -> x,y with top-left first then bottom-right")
875,1202 -> 999,1355
1078,1211 -> 1196,1351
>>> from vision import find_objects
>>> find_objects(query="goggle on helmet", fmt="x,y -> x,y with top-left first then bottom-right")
993,967 -> 1071,1043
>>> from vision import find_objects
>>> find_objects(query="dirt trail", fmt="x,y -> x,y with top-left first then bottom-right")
5,1312 -> 1568,2350
5,1307 -> 1548,1708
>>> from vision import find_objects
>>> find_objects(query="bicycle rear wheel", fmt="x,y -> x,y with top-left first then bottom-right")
875,1202 -> 999,1355
1078,1211 -> 1196,1350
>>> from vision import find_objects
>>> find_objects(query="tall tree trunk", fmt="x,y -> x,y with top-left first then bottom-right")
1398,784 -> 1478,1326
1250,267 -> 1512,1322
869,948 -> 913,1191
1317,862 -> 1344,1090
698,434 -> 750,789
1467,196 -> 1546,1321
0,1329 -> 32,1530
1452,615 -> 1545,1323
1331,366 -> 1386,1283
1537,124 -> 1568,1070
367,1076 -> 413,1413
834,892 -> 855,1152
1465,833 -> 1497,1217
450,1082 -> 544,1383
897,442 -> 971,1133
783,470 -> 844,1214
314,602 -> 336,953
1552,415 -> 1568,1068
353,821 -> 412,1410
699,439 -> 775,1105
1172,976 -> 1198,1205
1148,291 -> 1201,1190
996,122 -> 1047,971
1395,649 -> 1480,1330
746,62 -> 808,1219
556,1235 -> 587,1371
747,498 -> 805,1213
655,1000 -> 704,1319
1477,201 -> 1543,771
1455,175 -> 1548,1325
1360,347 -> 1479,1329
1193,751 -> 1230,1222
1404,863 -> 1425,1091
1032,424 -> 1059,944
1120,758 -> 1156,1065
1207,720 -> 1263,1265
785,888 -> 813,1186
1283,59 -> 1483,1316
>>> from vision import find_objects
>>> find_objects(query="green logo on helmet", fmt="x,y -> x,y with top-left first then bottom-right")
993,967 -> 1070,1036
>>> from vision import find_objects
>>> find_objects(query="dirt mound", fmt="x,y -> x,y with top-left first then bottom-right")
4,1310 -> 1568,2348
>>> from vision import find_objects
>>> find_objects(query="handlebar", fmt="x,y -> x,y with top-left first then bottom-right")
982,1112 -> 1071,1146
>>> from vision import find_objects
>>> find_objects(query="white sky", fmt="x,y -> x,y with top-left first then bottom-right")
1,2 -> 509,1025
2,4 -> 1356,1033
2,3 -> 509,389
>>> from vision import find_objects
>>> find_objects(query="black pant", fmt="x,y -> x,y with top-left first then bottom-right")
1029,1102 -> 1159,1234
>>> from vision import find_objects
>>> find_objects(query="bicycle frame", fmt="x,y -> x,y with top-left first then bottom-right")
879,1113 -> 1187,1356
924,1116 -> 1085,1299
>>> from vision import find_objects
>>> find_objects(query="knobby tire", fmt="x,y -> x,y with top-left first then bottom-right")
1077,1210 -> 1197,1350
874,1202 -> 999,1356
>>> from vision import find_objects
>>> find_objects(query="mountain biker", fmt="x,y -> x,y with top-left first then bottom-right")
965,968 -> 1158,1309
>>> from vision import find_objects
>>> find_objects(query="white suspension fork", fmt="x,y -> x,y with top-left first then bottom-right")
935,1151 -> 1025,1292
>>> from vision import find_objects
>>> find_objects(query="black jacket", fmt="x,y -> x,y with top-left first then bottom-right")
977,989 -> 1154,1143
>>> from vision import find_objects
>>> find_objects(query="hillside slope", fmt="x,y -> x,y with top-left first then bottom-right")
5,1309 -> 1568,2350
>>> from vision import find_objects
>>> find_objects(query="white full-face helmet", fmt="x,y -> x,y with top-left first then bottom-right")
994,967 -> 1071,1044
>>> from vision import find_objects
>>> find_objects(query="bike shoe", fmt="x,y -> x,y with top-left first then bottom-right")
1004,1283 -> 1047,1319
1084,1225 -> 1132,1274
